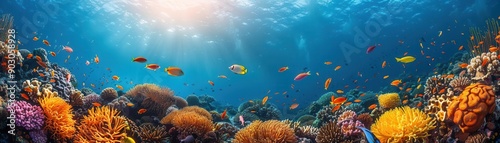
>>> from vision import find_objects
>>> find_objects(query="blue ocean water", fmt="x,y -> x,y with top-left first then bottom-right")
1,0 -> 499,110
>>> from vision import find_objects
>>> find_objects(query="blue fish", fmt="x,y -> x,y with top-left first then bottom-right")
356,126 -> 380,143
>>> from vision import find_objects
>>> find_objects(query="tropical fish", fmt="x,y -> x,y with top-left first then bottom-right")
126,102 -> 134,107
458,45 -> 464,50
36,60 -> 47,68
438,31 -> 442,37
334,66 -> 341,71
165,66 -> 184,76
278,66 -> 288,72
42,40 -> 50,46
294,71 -> 310,81
354,99 -> 362,103
324,61 -> 332,65
316,72 -> 319,76
218,75 -> 227,78
324,78 -> 332,90
289,103 -> 299,110
332,104 -> 341,112
357,126 -> 381,143
228,64 -> 248,75
49,51 -> 56,57
458,63 -> 468,68
26,54 -> 33,59
62,46 -> 73,53
66,74 -> 71,82
35,56 -> 42,61
112,75 -> 120,80
85,60 -> 90,66
116,85 -> 124,90
417,84 -> 422,89
221,109 -> 227,119
208,80 -> 214,86
262,96 -> 268,105
239,115 -> 245,126
402,99 -> 408,104
49,79 -> 56,83
366,46 -> 376,54
330,96 -> 335,105
390,79 -> 402,86
20,93 -> 29,100
368,104 -> 377,110
92,102 -> 101,107
333,97 -> 347,104
419,43 -> 423,48
482,58 -> 488,66
383,75 -> 389,79
381,61 -> 387,68
336,90 -> 344,94
138,109 -> 147,114
132,56 -> 147,63
489,47 -> 498,52
94,54 -> 100,64
145,64 -> 160,71
33,36 -> 39,41
395,56 -> 416,63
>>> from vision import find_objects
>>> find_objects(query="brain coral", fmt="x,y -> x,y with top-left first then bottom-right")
234,120 -> 297,143
39,90 -> 76,140
378,93 -> 401,109
371,106 -> 436,143
74,106 -> 128,142
446,83 -> 496,133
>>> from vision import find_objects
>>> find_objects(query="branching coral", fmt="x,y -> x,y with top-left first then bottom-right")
371,106 -> 436,143
378,93 -> 401,109
7,101 -> 45,130
234,120 -> 297,143
315,121 -> 347,143
126,84 -> 184,118
39,90 -> 76,140
74,106 -> 128,142
137,123 -> 168,143
100,87 -> 118,102
447,83 -> 496,133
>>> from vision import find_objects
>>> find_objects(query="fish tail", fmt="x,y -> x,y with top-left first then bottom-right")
395,57 -> 401,62
242,68 -> 247,74
306,71 -> 311,75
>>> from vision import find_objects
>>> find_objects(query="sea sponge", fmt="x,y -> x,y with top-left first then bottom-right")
378,93 -> 401,109
7,101 -> 45,130
371,106 -> 436,143
446,83 -> 496,133
74,106 -> 128,142
100,87 -> 118,102
39,92 -> 76,140
137,123 -> 168,143
315,121 -> 346,143
233,120 -> 297,143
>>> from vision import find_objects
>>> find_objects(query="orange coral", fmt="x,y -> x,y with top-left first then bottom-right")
160,106 -> 213,140
234,120 -> 297,143
74,106 -> 128,142
39,91 -> 76,140
447,83 -> 496,133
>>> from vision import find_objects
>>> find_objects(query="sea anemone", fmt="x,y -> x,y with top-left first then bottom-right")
378,93 -> 401,109
234,120 -> 297,143
74,106 -> 128,142
39,90 -> 76,140
100,87 -> 118,102
137,123 -> 168,143
7,101 -> 45,130
315,121 -> 347,143
126,83 -> 184,118
160,106 -> 214,142
213,122 -> 238,142
371,106 -> 436,143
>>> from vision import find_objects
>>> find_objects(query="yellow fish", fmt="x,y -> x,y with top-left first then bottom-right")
438,31 -> 442,37
383,75 -> 389,79
395,56 -> 416,64
420,43 -> 423,48
417,84 -> 422,89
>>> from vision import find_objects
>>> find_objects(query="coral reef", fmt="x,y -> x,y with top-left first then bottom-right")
449,76 -> 471,93
7,101 -> 45,130
233,120 -> 297,143
125,83 -> 186,118
356,113 -> 373,129
81,87 -> 95,96
137,123 -> 168,143
82,93 -> 102,110
465,131 -> 488,143
29,129 -> 47,143
74,106 -> 128,142
315,121 -> 348,143
296,125 -> 319,141
107,96 -> 131,116
447,83 -> 496,133
69,89 -> 84,108
297,115 -> 316,126
344,103 -> 366,115
186,94 -> 200,106
213,122 -> 239,142
423,75 -> 453,100
377,93 -> 401,109
39,90 -> 76,140
100,87 -> 118,102
233,99 -> 281,126
160,106 -> 214,142
466,52 -> 500,81
424,88 -> 455,122
338,119 -> 364,137
371,106 -> 436,143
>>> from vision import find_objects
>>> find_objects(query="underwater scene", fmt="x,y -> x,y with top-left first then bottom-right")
1,0 -> 500,143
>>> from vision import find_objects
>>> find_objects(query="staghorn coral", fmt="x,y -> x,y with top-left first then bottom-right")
160,106 -> 214,142
424,88 -> 455,122
447,83 -> 496,133
126,83 -> 183,118
7,101 -> 45,130
466,52 -> 500,81
137,123 -> 168,143
39,90 -> 76,140
449,76 -> 471,93
315,121 -> 347,143
100,87 -> 118,102
74,106 -> 128,142
356,113 -> 373,129
423,75 -> 453,100
234,120 -> 297,143
371,106 -> 436,143
378,93 -> 401,109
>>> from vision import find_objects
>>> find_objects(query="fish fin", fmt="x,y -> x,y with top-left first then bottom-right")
395,57 -> 401,62
243,69 -> 247,74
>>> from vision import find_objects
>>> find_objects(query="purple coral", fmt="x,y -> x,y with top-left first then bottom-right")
7,101 -> 45,130
337,120 -> 364,136
29,129 -> 47,143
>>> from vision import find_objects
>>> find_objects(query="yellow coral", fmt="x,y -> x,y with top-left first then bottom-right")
371,106 -> 436,143
234,120 -> 297,143
39,93 -> 76,140
74,106 -> 128,142
378,93 -> 401,109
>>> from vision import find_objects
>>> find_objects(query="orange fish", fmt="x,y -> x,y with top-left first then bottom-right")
344,102 -> 352,106
390,79 -> 402,87
405,88 -> 412,92
278,66 -> 289,72
165,66 -> 184,76
145,64 -> 160,71
221,109 -> 227,119
26,54 -> 33,59
470,36 -> 474,41
354,99 -> 362,103
332,104 -> 341,112
479,41 -> 484,45
330,96 -> 335,105
262,96 -> 269,105
116,85 -> 124,90
208,80 -> 214,86
324,78 -> 332,90
368,104 -> 377,110
336,90 -> 344,94
218,75 -> 227,79
49,51 -> 56,57
126,103 -> 134,107
417,102 -> 423,107
20,93 -> 30,100
381,61 -> 387,68
35,56 -> 42,61
438,88 -> 446,94
482,58 -> 488,66
42,40 -> 50,46
402,99 -> 408,104
132,56 -> 147,63
289,103 -> 299,110
360,93 -> 366,97
458,45 -> 464,50
92,102 -> 101,107
334,65 -> 341,71
38,73 -> 45,77
138,109 -> 147,114
49,79 -> 56,83
24,87 -> 33,93
33,36 -> 39,41
333,97 -> 347,104
490,47 -> 498,52
112,75 -> 120,80
94,54 -> 100,64
458,63 -> 468,68
324,61 -> 332,65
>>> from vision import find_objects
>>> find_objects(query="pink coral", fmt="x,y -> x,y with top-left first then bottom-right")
337,120 -> 364,136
